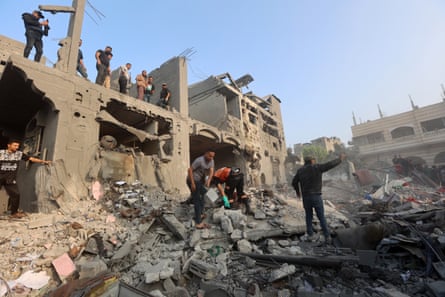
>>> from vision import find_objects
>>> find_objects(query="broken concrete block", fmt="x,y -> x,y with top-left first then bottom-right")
163,278 -> 176,292
220,216 -> 233,234
189,230 -> 201,247
161,214 -> 187,240
225,209 -> 246,228
269,264 -> 296,282
144,261 -> 172,284
254,210 -> 267,220
204,188 -> 220,207
76,256 -> 108,279
212,207 -> 225,223
237,239 -> 252,253
160,267 -> 175,280
111,241 -> 133,261
52,253 -> 76,280
231,229 -> 243,241
189,259 -> 219,280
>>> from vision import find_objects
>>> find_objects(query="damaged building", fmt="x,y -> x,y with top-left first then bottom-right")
350,100 -> 445,168
0,1 -> 287,213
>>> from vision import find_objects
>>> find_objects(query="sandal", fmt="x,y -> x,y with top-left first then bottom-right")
196,223 -> 210,229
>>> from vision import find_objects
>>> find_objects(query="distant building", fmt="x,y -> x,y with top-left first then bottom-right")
292,137 -> 344,163
351,100 -> 445,167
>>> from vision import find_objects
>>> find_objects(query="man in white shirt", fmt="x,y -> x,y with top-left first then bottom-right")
118,63 -> 132,94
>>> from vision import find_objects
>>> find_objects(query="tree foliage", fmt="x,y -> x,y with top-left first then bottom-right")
302,145 -> 328,162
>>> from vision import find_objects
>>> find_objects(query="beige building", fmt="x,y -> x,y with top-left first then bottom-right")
351,100 -> 445,167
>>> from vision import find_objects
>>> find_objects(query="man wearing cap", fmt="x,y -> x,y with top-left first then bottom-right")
213,167 -> 254,214
292,153 -> 346,243
22,10 -> 49,62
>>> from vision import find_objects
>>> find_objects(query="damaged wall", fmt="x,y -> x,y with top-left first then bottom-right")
0,33 -> 287,214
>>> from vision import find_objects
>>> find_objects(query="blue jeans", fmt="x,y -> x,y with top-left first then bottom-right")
302,194 -> 329,237
187,180 -> 207,224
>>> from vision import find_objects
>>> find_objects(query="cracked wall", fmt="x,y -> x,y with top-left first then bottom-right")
0,34 -> 287,214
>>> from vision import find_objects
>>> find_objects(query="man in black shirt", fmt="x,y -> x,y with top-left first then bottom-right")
292,153 -> 345,242
157,83 -> 171,109
22,10 -> 49,62
0,139 -> 50,218
95,46 -> 112,86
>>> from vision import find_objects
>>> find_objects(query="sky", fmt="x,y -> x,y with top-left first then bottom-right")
2,0 -> 445,148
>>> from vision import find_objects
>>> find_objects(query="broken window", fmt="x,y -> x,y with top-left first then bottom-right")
421,117 -> 445,133
98,100 -> 172,156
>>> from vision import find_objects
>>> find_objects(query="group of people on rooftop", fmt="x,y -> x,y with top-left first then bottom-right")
22,9 -> 171,109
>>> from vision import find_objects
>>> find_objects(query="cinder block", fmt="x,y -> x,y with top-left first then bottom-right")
204,188 -> 220,207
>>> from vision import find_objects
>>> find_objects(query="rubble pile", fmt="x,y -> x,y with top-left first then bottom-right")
1,174 -> 445,296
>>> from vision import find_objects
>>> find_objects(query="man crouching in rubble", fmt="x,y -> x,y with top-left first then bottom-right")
187,149 -> 215,229
292,153 -> 346,243
0,139 -> 51,218
213,167 -> 254,215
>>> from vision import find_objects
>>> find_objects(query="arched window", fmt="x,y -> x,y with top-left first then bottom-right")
391,126 -> 414,139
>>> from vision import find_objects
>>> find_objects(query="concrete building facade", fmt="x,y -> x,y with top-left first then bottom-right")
350,100 -> 445,167
0,30 -> 287,212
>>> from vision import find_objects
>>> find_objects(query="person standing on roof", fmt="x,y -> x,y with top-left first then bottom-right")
118,63 -> 132,94
76,39 -> 88,78
292,153 -> 346,243
157,83 -> 171,109
213,167 -> 254,214
22,10 -> 49,62
95,46 -> 112,86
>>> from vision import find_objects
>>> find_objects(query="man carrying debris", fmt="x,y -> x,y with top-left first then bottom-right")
292,153 -> 346,243
187,149 -> 215,229
212,167 -> 254,214
0,139 -> 51,218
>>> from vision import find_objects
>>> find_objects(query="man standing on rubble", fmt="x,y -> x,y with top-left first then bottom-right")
292,153 -> 346,243
0,139 -> 51,218
187,149 -> 215,229
213,167 -> 254,215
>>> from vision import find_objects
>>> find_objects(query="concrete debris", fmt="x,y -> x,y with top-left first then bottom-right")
1,171 -> 445,296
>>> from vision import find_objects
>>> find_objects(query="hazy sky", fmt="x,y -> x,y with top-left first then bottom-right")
2,1 -> 445,147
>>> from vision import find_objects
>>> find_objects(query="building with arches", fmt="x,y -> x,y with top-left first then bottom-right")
351,100 -> 445,168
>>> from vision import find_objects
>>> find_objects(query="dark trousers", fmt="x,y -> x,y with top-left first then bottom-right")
119,77 -> 128,94
187,180 -> 207,224
157,98 -> 169,109
77,64 -> 88,78
302,194 -> 329,237
0,178 -> 20,214
225,174 -> 244,200
95,63 -> 108,86
23,31 -> 43,62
